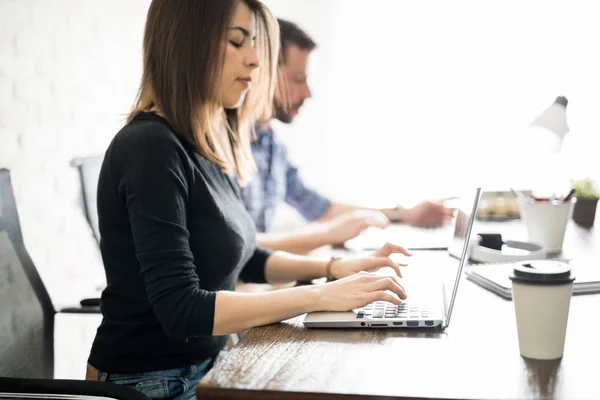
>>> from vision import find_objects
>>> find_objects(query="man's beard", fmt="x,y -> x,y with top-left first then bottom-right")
274,99 -> 303,124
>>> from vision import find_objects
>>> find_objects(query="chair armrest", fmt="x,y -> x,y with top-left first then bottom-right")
58,297 -> 101,314
79,298 -> 100,307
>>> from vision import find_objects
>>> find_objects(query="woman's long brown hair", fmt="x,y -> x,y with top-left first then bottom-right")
129,0 -> 279,185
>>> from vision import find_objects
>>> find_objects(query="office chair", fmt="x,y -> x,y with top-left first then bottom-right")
0,377 -> 149,400
0,170 -> 149,400
71,156 -> 104,245
70,155 -> 105,308
0,169 -> 100,315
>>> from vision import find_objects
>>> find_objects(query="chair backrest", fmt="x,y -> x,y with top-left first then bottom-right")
71,156 -> 103,244
0,377 -> 151,400
0,169 -> 55,379
0,168 -> 24,245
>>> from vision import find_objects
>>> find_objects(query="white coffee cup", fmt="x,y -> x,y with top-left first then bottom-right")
517,198 -> 574,254
510,261 -> 575,360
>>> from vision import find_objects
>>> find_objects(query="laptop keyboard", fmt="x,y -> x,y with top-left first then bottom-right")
356,301 -> 429,319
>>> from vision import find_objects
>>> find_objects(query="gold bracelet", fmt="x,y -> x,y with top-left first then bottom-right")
325,256 -> 341,278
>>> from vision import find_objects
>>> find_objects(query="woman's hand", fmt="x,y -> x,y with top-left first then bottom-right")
316,272 -> 407,312
329,243 -> 412,279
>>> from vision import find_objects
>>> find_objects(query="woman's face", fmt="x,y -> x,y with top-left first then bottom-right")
220,2 -> 259,109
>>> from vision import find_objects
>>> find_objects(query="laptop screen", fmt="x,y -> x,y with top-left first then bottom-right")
442,188 -> 481,327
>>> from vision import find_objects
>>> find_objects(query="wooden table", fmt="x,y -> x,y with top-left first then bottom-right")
198,222 -> 600,399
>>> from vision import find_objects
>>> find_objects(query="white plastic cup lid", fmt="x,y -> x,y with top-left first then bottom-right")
509,261 -> 575,285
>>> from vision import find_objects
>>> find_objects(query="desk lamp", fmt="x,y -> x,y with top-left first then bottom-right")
528,96 -> 570,154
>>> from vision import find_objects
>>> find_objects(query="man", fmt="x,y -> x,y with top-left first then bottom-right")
240,19 -> 453,254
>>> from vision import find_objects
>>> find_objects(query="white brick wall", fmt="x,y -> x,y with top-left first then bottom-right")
1,0 -> 150,303
1,0 -> 151,378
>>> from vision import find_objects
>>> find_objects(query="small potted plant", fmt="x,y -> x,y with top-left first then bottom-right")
571,178 -> 599,227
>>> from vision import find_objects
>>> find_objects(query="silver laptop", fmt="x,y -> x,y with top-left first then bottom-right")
303,188 -> 481,330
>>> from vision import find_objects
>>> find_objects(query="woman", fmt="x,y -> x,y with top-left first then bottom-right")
87,1 -> 410,399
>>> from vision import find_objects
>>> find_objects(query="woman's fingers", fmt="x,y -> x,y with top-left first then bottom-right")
327,272 -> 408,311
368,257 -> 404,278
368,290 -> 402,305
374,242 -> 412,258
370,276 -> 407,300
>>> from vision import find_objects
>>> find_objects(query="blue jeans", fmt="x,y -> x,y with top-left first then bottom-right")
97,359 -> 213,400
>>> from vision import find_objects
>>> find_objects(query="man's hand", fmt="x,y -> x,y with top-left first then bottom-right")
322,210 -> 390,245
393,199 -> 455,227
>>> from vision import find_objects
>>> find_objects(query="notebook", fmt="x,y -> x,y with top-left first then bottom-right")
465,259 -> 600,300
344,223 -> 454,251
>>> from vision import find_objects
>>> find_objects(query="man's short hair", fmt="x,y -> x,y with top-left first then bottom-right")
277,18 -> 316,61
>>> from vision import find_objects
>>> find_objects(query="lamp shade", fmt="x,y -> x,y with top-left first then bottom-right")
522,96 -> 572,196
529,96 -> 570,142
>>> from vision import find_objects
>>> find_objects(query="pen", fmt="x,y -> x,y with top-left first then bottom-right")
563,188 -> 576,202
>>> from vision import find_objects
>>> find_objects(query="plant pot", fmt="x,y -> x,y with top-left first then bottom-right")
572,197 -> 598,228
